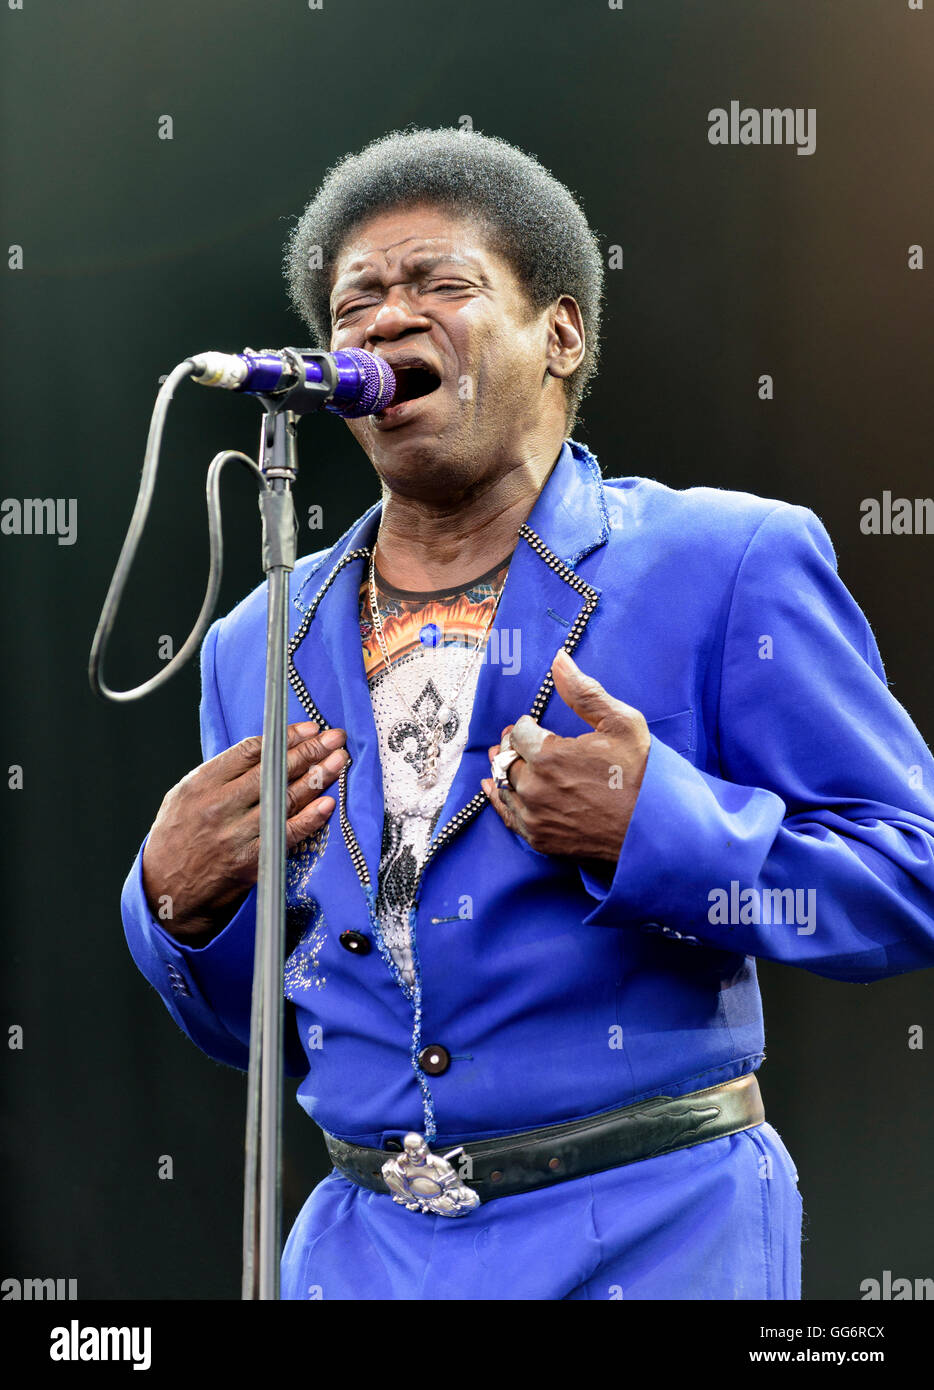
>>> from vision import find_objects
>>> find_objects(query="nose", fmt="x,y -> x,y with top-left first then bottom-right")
363,294 -> 431,347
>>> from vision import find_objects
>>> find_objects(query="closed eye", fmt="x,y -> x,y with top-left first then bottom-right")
335,302 -> 374,322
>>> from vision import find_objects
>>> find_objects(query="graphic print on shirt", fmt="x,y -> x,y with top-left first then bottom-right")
360,556 -> 511,991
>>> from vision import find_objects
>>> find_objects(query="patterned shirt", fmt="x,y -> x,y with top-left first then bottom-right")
359,554 -> 511,990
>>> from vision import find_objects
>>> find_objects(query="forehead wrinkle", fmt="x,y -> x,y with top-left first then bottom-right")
337,235 -> 438,281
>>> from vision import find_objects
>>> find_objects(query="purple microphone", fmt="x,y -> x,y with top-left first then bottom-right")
189,347 -> 396,418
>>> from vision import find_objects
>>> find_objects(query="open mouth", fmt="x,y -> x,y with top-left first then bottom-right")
382,365 -> 442,411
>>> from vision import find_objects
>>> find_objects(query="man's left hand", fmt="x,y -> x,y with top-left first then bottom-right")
481,648 -> 651,862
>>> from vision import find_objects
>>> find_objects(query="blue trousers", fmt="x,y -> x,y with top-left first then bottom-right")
281,1121 -> 803,1300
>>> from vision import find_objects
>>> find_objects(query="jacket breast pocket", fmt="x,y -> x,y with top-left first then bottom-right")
646,708 -> 695,758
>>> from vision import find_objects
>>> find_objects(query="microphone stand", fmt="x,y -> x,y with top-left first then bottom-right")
243,352 -> 339,1300
90,345 -> 350,1301
241,404 -> 296,1301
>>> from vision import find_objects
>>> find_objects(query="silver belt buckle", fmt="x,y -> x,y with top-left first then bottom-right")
381,1132 -> 481,1217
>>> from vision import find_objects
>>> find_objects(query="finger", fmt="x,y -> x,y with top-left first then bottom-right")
481,776 -> 522,833
487,746 -> 523,795
210,720 -> 326,792
235,748 -> 344,839
551,649 -> 642,729
286,728 -> 347,783
285,795 -> 337,850
234,727 -> 348,809
509,715 -> 550,763
286,748 -> 348,816
212,732 -> 265,782
288,720 -> 320,741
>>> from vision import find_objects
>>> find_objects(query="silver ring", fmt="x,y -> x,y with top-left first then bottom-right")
491,746 -> 521,790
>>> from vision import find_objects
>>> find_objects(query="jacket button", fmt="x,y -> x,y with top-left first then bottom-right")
339,931 -> 371,955
418,1044 -> 450,1076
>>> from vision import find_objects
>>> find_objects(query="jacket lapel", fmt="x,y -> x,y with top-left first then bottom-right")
430,439 -> 609,842
288,503 -> 384,891
287,439 -> 612,888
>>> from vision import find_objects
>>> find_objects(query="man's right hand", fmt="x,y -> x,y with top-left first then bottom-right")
141,721 -> 348,943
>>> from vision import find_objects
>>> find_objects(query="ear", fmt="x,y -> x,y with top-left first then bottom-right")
545,295 -> 585,381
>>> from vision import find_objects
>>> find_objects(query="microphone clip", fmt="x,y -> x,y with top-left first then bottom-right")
253,347 -> 339,418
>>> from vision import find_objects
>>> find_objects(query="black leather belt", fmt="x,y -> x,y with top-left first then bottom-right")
324,1073 -> 765,1212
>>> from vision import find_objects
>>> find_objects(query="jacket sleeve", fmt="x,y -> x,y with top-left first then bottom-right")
120,617 -> 307,1076
580,502 -> 934,983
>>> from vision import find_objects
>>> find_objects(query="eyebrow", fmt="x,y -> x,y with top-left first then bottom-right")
330,252 -> 481,309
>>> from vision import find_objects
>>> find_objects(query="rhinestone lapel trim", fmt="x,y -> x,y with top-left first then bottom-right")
285,526 -> 601,1140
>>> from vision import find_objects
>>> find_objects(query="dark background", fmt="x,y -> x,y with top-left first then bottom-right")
1,0 -> 931,1300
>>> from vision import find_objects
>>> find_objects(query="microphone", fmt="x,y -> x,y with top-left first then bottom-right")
188,347 -> 396,418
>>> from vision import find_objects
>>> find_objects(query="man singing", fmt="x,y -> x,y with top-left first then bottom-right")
122,127 -> 934,1300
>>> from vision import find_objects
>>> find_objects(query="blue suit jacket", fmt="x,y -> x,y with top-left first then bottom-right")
121,438 -> 934,1149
